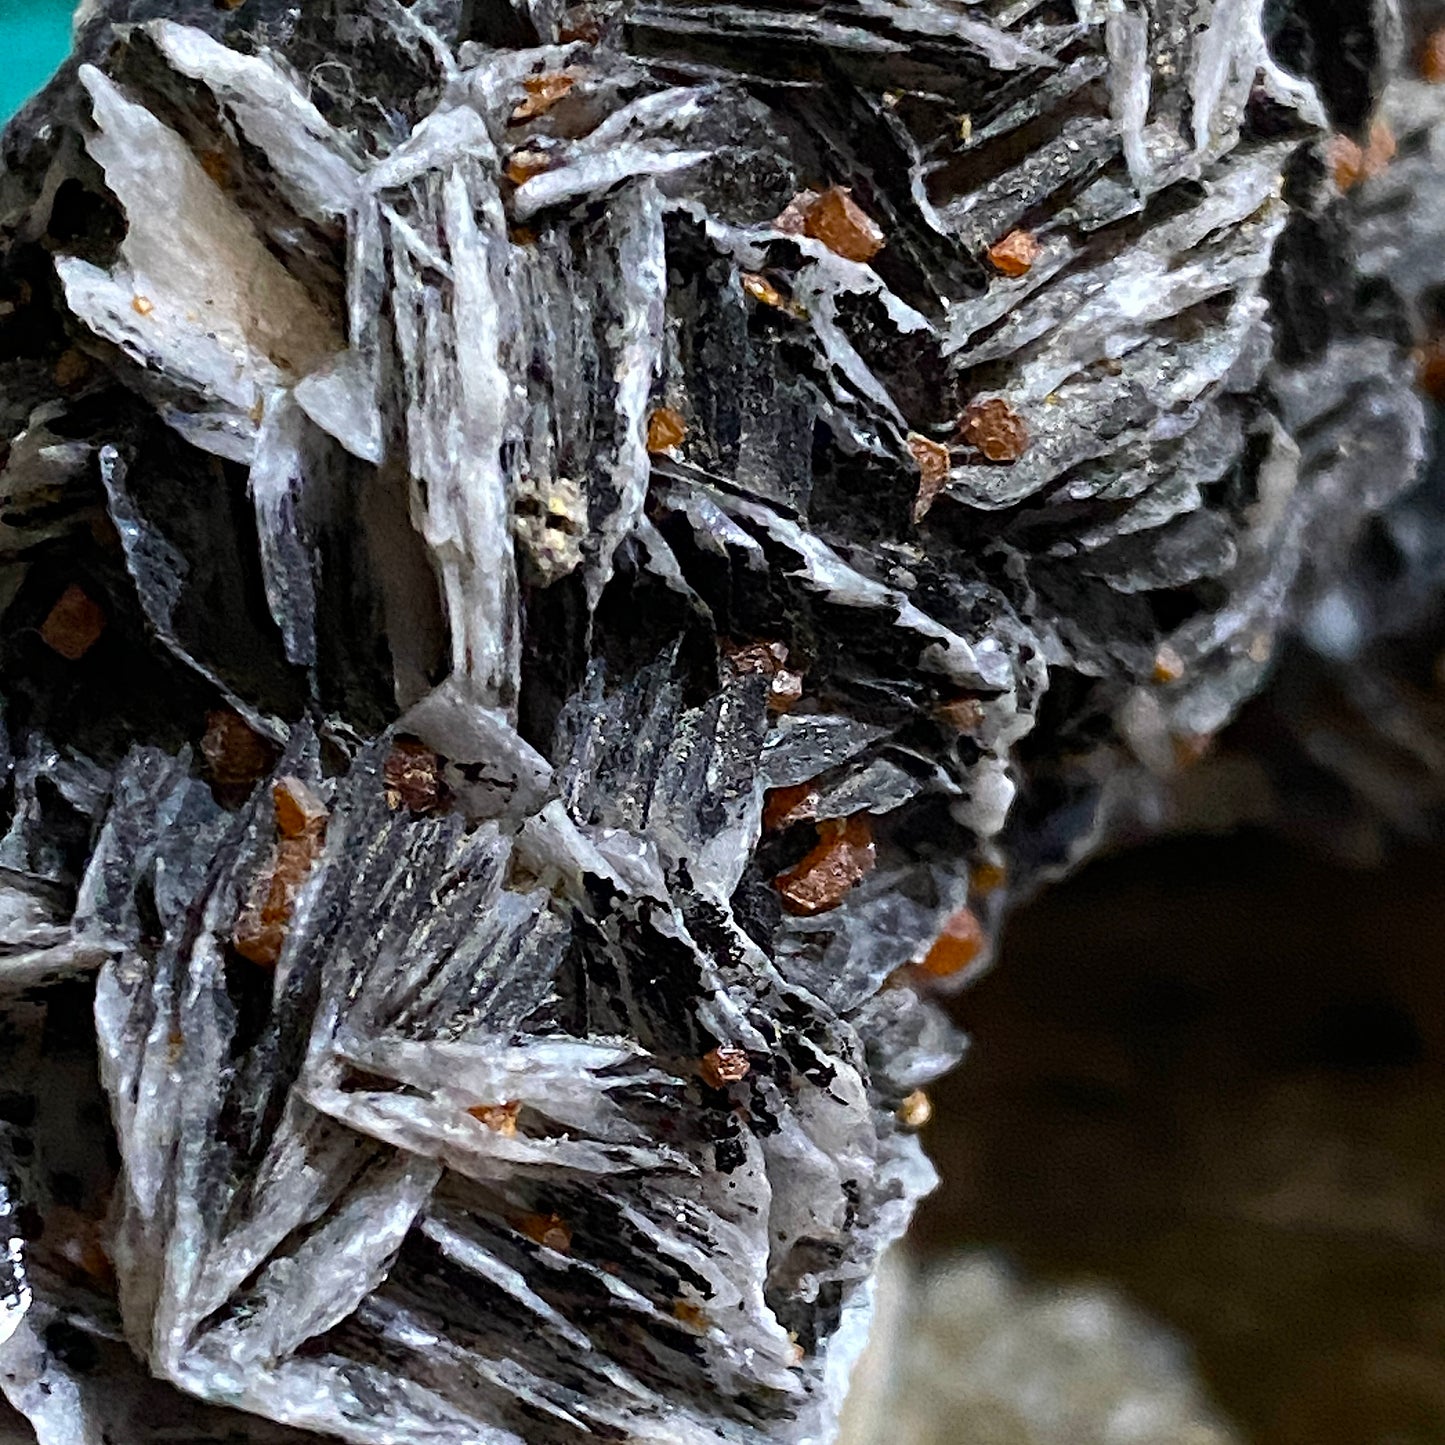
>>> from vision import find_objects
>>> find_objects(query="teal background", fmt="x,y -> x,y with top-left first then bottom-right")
0,0 -> 78,123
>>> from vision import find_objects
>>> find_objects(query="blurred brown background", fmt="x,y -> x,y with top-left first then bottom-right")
914,830 -> 1445,1443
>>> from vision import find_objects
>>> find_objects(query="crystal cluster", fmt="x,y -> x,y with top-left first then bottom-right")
0,2 -> 1438,1442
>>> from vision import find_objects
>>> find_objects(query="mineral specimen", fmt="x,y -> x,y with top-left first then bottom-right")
0,0 -> 1439,1443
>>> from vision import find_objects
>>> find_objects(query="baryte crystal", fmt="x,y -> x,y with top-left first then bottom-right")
0,1 -> 1441,1443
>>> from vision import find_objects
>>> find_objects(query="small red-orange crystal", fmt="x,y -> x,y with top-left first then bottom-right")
700,1046 -> 751,1088
725,639 -> 805,713
909,433 -> 952,521
763,781 -> 819,833
233,789 -> 329,968
775,814 -> 876,916
517,1212 -> 573,1253
1424,29 -> 1445,82
960,398 -> 1029,463
505,148 -> 553,185
40,584 -> 105,661
273,776 -> 328,839
1152,644 -> 1185,685
934,695 -> 986,733
384,738 -> 445,814
915,906 -> 986,981
987,229 -> 1042,278
798,186 -> 885,264
202,710 -> 275,789
646,406 -> 687,454
511,72 -> 575,122
741,272 -> 786,308
1329,119 -> 1395,192
468,1101 -> 522,1137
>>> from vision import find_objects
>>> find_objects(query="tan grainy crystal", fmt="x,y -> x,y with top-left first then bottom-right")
559,5 -> 601,42
767,668 -> 805,713
1329,119 -> 1395,192
1417,340 -> 1445,402
971,860 -> 1007,896
1424,28 -> 1445,81
232,807 -> 328,970
53,348 -> 91,389
773,189 -> 818,235
724,638 -> 804,711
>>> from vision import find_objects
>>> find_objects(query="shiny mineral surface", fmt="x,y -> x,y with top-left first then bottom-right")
0,1 -> 1441,1443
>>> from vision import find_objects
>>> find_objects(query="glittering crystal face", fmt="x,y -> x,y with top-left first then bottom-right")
0,0 -> 1437,1441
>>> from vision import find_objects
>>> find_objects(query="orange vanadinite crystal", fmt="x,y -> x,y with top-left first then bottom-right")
1329,134 -> 1365,191
646,406 -> 687,454
1152,643 -> 1185,684
775,814 -> 876,916
1418,340 -> 1445,402
40,584 -> 105,661
763,781 -> 819,833
1171,731 -> 1215,769
934,695 -> 986,733
767,667 -> 804,713
915,905 -> 987,981
384,737 -> 445,814
511,72 -> 576,122
773,190 -> 816,235
201,710 -> 275,789
909,432 -> 952,521
273,776 -> 327,839
559,5 -> 602,43
797,186 -> 885,264
505,148 -> 553,184
741,272 -> 787,308
232,787 -> 330,969
970,859 -> 1007,896
673,1300 -> 709,1330
700,1046 -> 751,1088
517,1212 -> 573,1253
896,1089 -> 932,1129
53,348 -> 91,390
986,229 -> 1042,278
960,398 -> 1029,463
725,639 -> 805,713
468,1101 -> 522,1137
1329,119 -> 1395,192
1423,29 -> 1445,82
